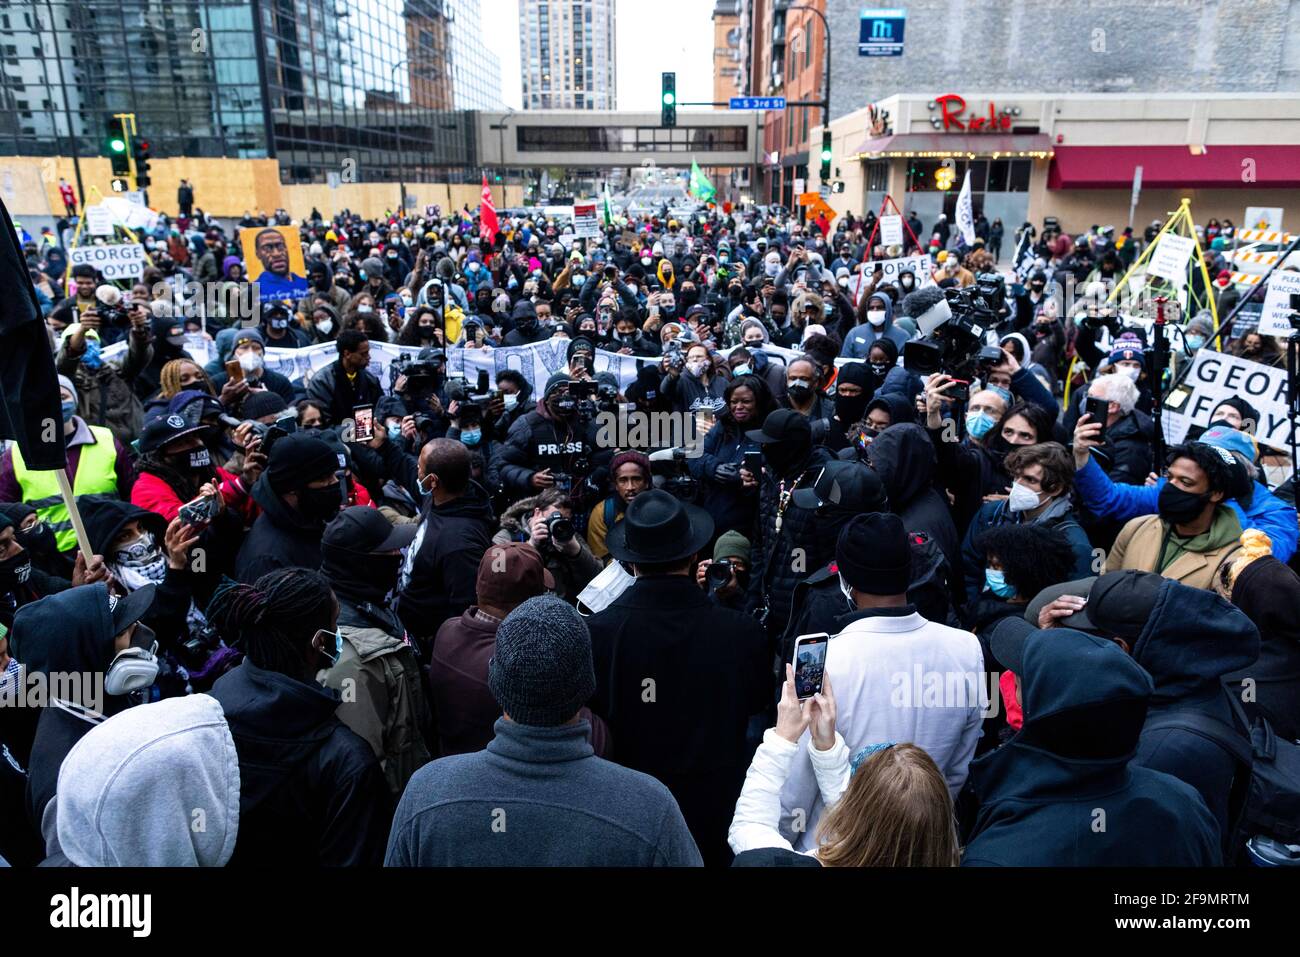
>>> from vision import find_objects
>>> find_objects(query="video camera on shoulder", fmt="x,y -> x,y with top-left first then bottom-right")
447,369 -> 494,408
902,273 -> 1009,401
390,351 -> 445,394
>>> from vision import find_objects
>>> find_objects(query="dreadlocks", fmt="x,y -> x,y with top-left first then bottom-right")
207,568 -> 337,676
159,358 -> 215,399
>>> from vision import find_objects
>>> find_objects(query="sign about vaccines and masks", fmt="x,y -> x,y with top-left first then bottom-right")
69,242 -> 145,280
84,204 -> 115,236
241,224 -> 309,305
1146,233 -> 1196,286
879,215 -> 904,248
1258,269 -> 1300,337
1162,351 -> 1292,451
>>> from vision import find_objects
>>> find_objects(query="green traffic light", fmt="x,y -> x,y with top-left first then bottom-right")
662,92 -> 675,106
821,149 -> 833,161
110,138 -> 126,153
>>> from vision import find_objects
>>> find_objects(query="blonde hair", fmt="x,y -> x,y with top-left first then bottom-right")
159,358 -> 214,398
814,743 -> 960,867
1224,529 -> 1273,595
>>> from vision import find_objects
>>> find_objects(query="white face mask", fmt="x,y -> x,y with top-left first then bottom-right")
687,359 -> 709,377
238,350 -> 264,375
1007,481 -> 1042,513
502,392 -> 519,411
838,572 -> 855,607
316,318 -> 334,335
867,310 -> 887,327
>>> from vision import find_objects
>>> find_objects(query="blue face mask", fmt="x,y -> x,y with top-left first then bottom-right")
732,364 -> 752,376
1186,335 -> 1206,350
985,568 -> 1016,599
61,399 -> 76,423
82,336 -> 103,369
460,428 -> 482,447
966,411 -> 996,439
387,422 -> 403,442
573,274 -> 586,286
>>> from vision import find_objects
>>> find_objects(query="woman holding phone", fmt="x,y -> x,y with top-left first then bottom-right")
728,665 -> 960,866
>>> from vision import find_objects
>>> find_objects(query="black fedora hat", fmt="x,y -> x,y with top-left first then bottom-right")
605,489 -> 715,565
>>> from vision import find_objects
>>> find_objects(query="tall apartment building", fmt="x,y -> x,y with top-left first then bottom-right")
519,0 -> 616,111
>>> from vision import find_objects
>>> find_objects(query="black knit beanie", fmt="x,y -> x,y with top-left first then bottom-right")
488,594 -> 596,727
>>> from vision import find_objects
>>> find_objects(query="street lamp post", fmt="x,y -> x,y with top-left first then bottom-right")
390,60 -> 409,214
789,3 -> 832,211
488,106 -> 515,208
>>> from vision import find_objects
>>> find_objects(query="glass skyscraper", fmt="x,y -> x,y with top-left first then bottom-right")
0,0 -> 503,183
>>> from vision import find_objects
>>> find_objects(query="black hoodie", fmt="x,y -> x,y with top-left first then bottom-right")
865,424 -> 962,586
134,314 -> 188,400
1228,556 -> 1300,739
394,480 -> 496,643
963,626 -> 1221,866
234,475 -> 332,582
209,659 -> 390,866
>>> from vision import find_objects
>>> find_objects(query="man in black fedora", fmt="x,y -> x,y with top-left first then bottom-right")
586,489 -> 769,867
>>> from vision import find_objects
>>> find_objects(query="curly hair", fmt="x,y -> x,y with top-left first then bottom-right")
207,569 -> 337,675
977,523 -> 1078,603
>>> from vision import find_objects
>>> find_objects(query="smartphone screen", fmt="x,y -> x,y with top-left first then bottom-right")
225,359 -> 244,384
353,404 -> 374,442
743,450 -> 762,476
793,633 -> 830,700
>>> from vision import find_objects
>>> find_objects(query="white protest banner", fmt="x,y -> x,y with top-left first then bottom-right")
124,204 -> 160,232
1258,270 -> 1300,337
1147,233 -> 1195,286
879,215 -> 903,248
573,201 -> 600,239
1244,206 -> 1283,232
85,205 -> 114,236
850,254 -> 933,304
69,242 -> 145,280
125,191 -> 145,207
1162,351 -> 1292,451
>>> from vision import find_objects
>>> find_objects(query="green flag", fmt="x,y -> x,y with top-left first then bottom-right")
688,160 -> 716,203
602,183 -> 614,226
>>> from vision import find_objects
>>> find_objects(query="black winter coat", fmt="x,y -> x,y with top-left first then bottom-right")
235,476 -> 329,583
209,660 -> 391,867
394,482 -> 496,642
962,628 -> 1221,866
587,575 -> 769,867
492,404 -> 606,500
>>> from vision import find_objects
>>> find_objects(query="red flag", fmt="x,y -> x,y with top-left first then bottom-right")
479,174 -> 499,243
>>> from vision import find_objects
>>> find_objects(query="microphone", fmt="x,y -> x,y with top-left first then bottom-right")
901,285 -> 951,336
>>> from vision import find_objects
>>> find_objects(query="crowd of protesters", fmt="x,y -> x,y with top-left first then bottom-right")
0,187 -> 1297,869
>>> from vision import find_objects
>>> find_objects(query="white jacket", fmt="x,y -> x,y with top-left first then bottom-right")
728,728 -> 849,858
779,609 -> 985,851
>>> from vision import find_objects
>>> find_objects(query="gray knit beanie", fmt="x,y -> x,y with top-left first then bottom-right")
488,594 -> 596,727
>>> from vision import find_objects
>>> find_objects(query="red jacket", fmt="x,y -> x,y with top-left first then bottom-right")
131,467 -> 258,525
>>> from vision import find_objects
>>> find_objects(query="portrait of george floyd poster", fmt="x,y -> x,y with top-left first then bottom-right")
241,224 -> 309,305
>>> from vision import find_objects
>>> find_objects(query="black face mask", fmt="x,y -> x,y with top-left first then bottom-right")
553,395 -> 578,417
835,392 -> 870,426
680,287 -> 699,307
1158,483 -> 1214,527
0,550 -> 33,591
763,439 -> 808,478
16,523 -> 56,557
297,484 -> 343,524
517,318 -> 538,334
786,382 -> 814,403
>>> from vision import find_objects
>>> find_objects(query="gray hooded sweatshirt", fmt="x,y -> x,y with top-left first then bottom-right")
44,694 -> 240,866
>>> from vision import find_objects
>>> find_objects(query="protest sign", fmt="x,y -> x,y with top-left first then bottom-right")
84,205 -> 114,236
69,242 -> 145,280
879,215 -> 903,248
1163,351 -> 1292,451
850,255 -> 933,303
573,202 -> 600,239
1244,206 -> 1283,232
1258,270 -> 1300,337
241,224 -> 308,304
1147,233 -> 1195,286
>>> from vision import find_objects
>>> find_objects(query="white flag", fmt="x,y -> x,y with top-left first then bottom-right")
955,169 -> 976,247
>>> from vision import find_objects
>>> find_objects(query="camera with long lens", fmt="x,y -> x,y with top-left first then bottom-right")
390,352 -> 445,395
565,378 -> 600,419
446,369 -> 495,409
902,274 -> 1010,401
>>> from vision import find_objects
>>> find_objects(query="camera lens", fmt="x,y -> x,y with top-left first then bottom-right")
706,561 -> 733,587
546,513 -> 575,544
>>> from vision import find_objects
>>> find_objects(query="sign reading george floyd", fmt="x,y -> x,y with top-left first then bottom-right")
69,242 -> 145,280
1163,351 -> 1292,451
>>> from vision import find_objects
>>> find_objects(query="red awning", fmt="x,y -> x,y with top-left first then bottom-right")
851,132 -> 1054,157
1049,145 -> 1300,189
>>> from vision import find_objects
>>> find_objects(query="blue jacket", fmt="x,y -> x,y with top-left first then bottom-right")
385,717 -> 702,866
963,627 -> 1221,866
688,419 -> 760,537
960,498 -> 1094,604
1074,456 -> 1297,562
840,295 -> 909,358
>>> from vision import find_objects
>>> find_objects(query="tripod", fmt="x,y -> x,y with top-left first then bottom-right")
1149,297 -> 1172,474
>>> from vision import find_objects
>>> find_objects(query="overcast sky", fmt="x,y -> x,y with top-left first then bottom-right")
481,0 -> 716,111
